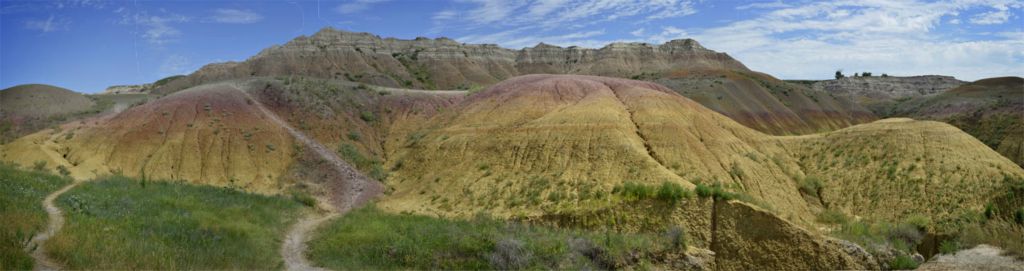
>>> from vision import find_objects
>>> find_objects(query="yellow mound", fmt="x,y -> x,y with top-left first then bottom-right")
379,75 -> 1024,231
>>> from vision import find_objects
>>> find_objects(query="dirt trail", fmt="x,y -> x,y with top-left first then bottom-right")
27,180 -> 81,271
918,244 -> 1024,271
229,83 -> 379,271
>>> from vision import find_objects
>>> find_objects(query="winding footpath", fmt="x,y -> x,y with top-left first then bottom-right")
230,83 -> 379,271
27,180 -> 81,271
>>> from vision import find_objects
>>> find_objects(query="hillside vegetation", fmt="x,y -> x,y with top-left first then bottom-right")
48,175 -> 302,269
885,77 -> 1023,167
0,163 -> 71,270
0,84 -> 95,143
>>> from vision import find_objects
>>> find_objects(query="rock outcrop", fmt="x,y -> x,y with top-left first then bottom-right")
150,27 -> 748,94
809,75 -> 965,114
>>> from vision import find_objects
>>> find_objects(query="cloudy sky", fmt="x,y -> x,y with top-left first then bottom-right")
2,0 -> 1022,93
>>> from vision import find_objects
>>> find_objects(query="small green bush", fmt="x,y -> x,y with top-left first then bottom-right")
291,191 -> 318,207
888,255 -> 919,270
31,160 -> 48,171
939,239 -> 959,254
799,175 -> 824,196
346,131 -> 361,141
1015,208 -> 1024,225
816,209 -> 849,225
56,165 -> 71,176
360,111 -> 376,122
655,182 -> 691,205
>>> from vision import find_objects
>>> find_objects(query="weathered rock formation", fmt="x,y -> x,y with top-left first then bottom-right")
809,75 -> 965,114
150,27 -> 748,94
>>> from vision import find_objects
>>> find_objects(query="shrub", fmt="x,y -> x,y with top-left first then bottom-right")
291,191 -> 318,207
31,160 -> 48,171
1015,208 -> 1024,225
617,182 -> 654,200
56,165 -> 71,176
346,131 -> 361,141
816,209 -> 849,225
359,111 -> 376,122
799,175 -> 824,197
984,203 -> 996,219
889,255 -> 919,269
695,183 -> 713,198
664,226 -> 687,249
655,182 -> 690,205
939,239 -> 959,254
887,224 -> 923,250
488,238 -> 531,270
904,214 -> 931,230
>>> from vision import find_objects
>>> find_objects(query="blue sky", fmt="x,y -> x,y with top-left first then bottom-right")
2,0 -> 1022,93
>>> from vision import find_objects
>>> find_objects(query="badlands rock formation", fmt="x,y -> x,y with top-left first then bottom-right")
150,27 -> 748,94
810,75 -> 965,114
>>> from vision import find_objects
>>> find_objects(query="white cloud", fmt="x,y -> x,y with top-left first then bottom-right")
337,0 -> 390,14
679,0 -> 1024,80
970,8 -> 1011,24
736,1 -> 790,10
210,9 -> 263,24
459,29 -> 607,48
24,14 -> 70,32
159,54 -> 193,77
435,0 -> 698,30
630,28 -> 646,37
121,11 -> 190,45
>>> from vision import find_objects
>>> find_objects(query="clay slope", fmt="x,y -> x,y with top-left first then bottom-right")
149,27 -> 748,94
380,74 -> 1023,229
807,75 -> 965,115
0,78 -> 464,195
0,84 -> 95,142
655,69 -> 876,135
887,77 -> 1023,167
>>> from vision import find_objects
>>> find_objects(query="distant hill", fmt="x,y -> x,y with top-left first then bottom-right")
0,84 -> 95,143
145,27 -> 749,95
3,75 -> 1019,269
887,77 -> 1023,166
655,69 -> 876,135
802,75 -> 965,115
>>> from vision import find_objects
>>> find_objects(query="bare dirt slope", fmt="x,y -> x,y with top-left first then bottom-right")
229,83 -> 382,271
380,75 -> 1022,229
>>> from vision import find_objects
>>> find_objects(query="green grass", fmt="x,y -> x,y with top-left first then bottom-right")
48,175 -> 302,269
0,163 -> 72,270
309,205 -> 682,270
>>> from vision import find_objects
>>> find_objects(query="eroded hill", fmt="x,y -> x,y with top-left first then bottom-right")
147,27 -> 748,94
885,77 -> 1023,167
0,84 -> 95,142
655,69 -> 876,135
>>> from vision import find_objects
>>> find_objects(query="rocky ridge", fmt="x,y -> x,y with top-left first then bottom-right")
151,27 -> 749,94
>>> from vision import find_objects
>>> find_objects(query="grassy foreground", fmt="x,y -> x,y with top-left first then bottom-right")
309,205 -> 686,270
47,175 -> 303,269
0,163 -> 71,270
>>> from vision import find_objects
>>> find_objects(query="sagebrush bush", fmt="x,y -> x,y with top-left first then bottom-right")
488,238 -> 532,270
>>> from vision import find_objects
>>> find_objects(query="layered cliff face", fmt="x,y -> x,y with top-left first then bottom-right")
656,70 -> 876,135
808,75 -> 965,114
151,28 -> 748,95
